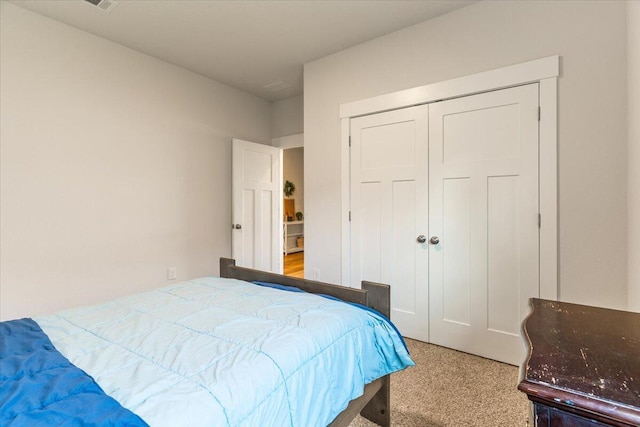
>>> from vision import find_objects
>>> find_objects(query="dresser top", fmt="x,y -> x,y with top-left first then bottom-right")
519,298 -> 640,424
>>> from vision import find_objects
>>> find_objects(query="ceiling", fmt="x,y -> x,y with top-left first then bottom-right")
10,0 -> 476,101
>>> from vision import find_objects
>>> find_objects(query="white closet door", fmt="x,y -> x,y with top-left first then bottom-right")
231,139 -> 282,273
428,84 -> 540,365
350,105 -> 429,341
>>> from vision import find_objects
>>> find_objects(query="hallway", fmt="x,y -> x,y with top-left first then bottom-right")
283,252 -> 304,278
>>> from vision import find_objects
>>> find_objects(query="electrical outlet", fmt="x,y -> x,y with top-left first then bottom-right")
312,268 -> 320,281
167,267 -> 177,280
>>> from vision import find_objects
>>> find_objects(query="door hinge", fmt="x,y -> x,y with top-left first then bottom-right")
538,107 -> 541,122
538,213 -> 541,228
349,136 -> 351,147
349,211 -> 351,221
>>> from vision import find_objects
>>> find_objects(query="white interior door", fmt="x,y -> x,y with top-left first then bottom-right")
232,139 -> 282,273
350,106 -> 429,341
428,84 -> 540,365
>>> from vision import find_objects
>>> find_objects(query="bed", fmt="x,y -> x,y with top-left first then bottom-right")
1,257 -> 414,427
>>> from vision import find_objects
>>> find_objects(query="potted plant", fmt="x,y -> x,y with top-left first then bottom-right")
295,211 -> 303,221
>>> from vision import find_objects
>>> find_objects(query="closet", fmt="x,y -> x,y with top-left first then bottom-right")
348,83 -> 541,366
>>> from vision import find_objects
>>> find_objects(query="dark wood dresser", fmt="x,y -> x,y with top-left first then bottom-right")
519,299 -> 640,426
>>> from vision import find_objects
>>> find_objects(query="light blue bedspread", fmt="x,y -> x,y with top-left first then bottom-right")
35,277 -> 414,427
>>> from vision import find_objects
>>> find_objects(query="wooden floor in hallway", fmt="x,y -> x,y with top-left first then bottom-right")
284,251 -> 304,278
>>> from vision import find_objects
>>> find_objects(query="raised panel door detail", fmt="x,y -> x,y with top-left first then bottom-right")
258,190 -> 273,272
244,150 -> 273,183
443,103 -> 520,163
487,175 -> 519,336
442,177 -> 471,326
361,182 -> 382,283
392,180 -> 417,314
361,121 -> 416,170
242,189 -> 255,268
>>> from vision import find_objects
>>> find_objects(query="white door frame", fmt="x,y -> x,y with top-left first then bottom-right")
271,133 -> 304,271
271,133 -> 304,150
339,55 -> 559,301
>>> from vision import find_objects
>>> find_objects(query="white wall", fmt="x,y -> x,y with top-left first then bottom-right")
271,95 -> 304,138
304,0 -> 628,309
628,0 -> 640,312
0,3 -> 272,320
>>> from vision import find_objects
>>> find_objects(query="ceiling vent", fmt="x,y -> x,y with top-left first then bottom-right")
83,0 -> 119,13
263,81 -> 291,92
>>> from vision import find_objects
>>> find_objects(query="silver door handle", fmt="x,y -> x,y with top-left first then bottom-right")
417,235 -> 427,244
430,236 -> 439,245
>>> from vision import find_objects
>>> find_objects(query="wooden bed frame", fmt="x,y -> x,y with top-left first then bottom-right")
220,258 -> 391,427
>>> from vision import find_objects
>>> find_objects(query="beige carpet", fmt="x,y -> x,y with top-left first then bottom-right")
348,339 -> 531,427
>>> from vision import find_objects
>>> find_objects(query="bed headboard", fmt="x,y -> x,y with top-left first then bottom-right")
219,258 -> 390,318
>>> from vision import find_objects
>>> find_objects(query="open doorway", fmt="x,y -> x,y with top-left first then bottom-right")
283,146 -> 304,278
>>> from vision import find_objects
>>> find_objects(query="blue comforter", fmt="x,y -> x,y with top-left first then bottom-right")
2,277 -> 414,426
0,318 -> 147,426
